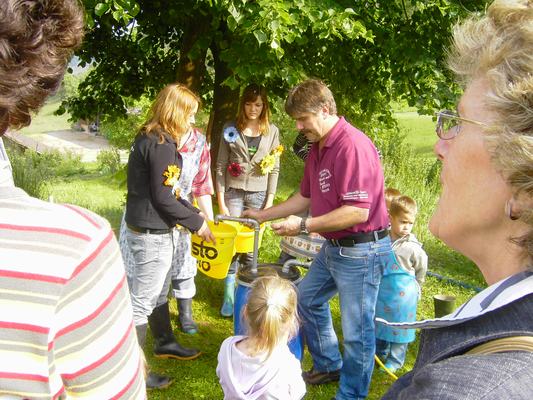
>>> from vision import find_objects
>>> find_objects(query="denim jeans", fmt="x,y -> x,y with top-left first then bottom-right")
298,237 -> 393,400
125,227 -> 174,326
376,339 -> 408,371
225,188 -> 266,274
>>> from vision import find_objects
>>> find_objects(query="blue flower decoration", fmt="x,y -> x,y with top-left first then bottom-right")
223,126 -> 239,143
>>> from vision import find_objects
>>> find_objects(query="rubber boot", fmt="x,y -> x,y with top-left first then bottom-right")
177,298 -> 198,334
135,324 -> 173,390
220,273 -> 236,317
148,302 -> 201,360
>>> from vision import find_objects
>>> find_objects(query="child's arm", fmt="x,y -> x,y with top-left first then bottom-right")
414,248 -> 429,286
215,131 -> 230,215
196,194 -> 214,220
265,126 -> 280,209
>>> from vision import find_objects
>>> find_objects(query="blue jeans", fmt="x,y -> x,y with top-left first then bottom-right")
298,237 -> 393,400
225,188 -> 266,274
125,227 -> 175,326
376,339 -> 408,371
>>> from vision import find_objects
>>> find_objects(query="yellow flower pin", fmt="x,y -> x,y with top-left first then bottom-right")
259,145 -> 284,175
163,165 -> 181,187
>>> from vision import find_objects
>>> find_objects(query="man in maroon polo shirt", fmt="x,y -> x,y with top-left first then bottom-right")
243,79 -> 395,400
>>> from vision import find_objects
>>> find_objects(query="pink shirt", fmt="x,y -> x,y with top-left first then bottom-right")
300,117 -> 389,239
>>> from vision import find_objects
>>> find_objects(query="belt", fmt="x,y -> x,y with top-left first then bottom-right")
327,229 -> 389,247
126,224 -> 172,235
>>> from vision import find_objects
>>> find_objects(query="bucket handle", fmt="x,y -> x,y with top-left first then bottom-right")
214,215 -> 260,274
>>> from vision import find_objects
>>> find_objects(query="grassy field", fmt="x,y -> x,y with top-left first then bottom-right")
19,97 -> 71,138
395,112 -> 435,158
7,105 -> 485,399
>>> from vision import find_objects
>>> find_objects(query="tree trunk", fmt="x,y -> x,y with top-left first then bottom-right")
207,42 -> 239,179
176,16 -> 210,92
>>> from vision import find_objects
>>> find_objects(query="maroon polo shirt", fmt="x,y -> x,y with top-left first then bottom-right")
300,117 -> 389,239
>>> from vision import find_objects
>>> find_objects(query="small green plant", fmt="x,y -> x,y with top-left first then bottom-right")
96,148 -> 121,174
8,148 -> 84,198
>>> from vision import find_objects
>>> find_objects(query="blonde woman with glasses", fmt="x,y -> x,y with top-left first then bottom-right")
381,1 -> 533,398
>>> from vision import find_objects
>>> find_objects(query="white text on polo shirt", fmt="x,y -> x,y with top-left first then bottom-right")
343,191 -> 369,201
319,169 -> 332,193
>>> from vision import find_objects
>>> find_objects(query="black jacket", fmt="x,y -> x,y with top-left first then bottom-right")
125,130 -> 203,232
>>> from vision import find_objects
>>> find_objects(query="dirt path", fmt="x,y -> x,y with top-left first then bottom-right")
4,129 -> 127,163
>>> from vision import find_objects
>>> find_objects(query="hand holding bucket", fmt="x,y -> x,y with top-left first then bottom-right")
190,220 -> 237,279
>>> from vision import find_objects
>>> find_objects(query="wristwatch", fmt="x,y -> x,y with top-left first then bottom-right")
300,217 -> 309,235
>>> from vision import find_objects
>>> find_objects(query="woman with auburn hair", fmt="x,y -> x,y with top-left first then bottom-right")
381,1 -> 533,398
215,84 -> 281,317
120,84 -> 215,336
123,83 -> 215,389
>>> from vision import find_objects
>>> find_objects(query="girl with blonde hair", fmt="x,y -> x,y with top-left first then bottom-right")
217,275 -> 305,400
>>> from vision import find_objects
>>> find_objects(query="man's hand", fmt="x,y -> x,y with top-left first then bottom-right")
271,215 -> 302,237
241,208 -> 266,223
197,220 -> 216,245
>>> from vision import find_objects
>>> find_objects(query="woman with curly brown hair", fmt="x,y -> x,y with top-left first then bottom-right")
381,1 -> 533,398
0,1 -> 146,398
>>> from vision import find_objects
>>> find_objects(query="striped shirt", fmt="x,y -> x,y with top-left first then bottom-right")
0,186 -> 146,399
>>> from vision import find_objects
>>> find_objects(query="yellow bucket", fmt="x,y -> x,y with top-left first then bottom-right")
225,221 -> 266,253
191,221 -> 237,279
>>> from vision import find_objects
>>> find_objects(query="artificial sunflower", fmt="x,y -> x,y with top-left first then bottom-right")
163,164 -> 181,187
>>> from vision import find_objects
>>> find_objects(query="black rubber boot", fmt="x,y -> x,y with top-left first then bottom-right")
148,302 -> 201,360
135,324 -> 173,390
177,298 -> 198,334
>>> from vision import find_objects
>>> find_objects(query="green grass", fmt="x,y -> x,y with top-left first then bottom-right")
19,96 -> 71,138
8,108 -> 487,399
395,112 -> 436,158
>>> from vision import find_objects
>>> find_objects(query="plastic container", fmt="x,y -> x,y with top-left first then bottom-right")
191,221 -> 237,279
234,263 -> 304,360
226,221 -> 266,253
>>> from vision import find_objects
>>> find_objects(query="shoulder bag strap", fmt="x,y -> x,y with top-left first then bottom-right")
466,336 -> 533,355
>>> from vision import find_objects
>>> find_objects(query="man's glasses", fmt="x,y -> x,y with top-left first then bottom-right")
435,110 -> 487,140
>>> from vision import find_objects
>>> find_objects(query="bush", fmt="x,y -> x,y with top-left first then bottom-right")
100,96 -> 152,149
96,148 -> 121,174
8,148 -> 84,198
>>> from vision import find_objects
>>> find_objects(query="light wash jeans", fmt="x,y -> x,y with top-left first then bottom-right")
225,188 -> 266,274
298,236 -> 393,400
376,339 -> 408,372
125,227 -> 174,326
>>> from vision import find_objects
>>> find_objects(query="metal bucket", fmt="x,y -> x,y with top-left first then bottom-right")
234,262 -> 304,360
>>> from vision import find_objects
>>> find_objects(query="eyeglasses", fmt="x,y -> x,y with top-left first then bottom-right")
435,110 -> 487,140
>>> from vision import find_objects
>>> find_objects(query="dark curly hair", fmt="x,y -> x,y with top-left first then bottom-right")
0,0 -> 85,134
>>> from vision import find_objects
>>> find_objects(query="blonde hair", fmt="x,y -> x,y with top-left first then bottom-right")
385,187 -> 402,209
447,0 -> 533,259
285,79 -> 337,117
244,275 -> 299,360
236,84 -> 271,135
141,83 -> 200,143
390,195 -> 418,218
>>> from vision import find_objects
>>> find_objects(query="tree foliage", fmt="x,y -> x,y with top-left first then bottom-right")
65,0 -> 489,148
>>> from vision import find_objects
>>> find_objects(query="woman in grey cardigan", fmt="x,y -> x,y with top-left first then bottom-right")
215,84 -> 281,317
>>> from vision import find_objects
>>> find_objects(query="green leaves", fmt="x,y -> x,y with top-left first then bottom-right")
94,3 -> 109,16
90,0 -> 140,25
74,0 -> 490,136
